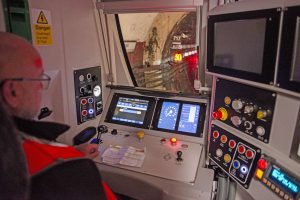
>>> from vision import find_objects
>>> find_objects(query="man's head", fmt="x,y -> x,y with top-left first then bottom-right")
0,32 -> 45,119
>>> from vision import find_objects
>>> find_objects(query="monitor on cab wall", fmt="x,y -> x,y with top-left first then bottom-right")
105,93 -> 156,129
207,8 -> 280,84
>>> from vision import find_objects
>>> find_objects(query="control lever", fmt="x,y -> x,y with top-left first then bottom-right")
91,125 -> 108,144
176,151 -> 183,162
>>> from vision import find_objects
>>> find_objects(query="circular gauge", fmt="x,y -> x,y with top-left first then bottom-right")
93,85 -> 101,97
165,106 -> 178,117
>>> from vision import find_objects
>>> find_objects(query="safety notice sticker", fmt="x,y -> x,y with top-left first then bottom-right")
31,9 -> 53,46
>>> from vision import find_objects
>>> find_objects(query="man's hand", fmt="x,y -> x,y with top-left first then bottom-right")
76,143 -> 99,159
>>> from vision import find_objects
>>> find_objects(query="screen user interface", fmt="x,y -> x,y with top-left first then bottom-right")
269,166 -> 300,197
178,104 -> 200,134
157,101 -> 180,130
112,97 -> 149,125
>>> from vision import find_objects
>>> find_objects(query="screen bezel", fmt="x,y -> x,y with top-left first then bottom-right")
277,5 -> 300,93
105,93 -> 156,129
152,99 -> 206,137
207,8 -> 280,84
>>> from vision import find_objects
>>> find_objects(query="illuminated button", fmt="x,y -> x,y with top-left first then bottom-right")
81,110 -> 87,116
255,168 -> 264,179
224,96 -> 231,105
213,107 -> 228,121
257,110 -> 267,119
216,149 -> 223,157
88,109 -> 94,114
256,126 -> 265,136
233,160 -> 240,169
228,140 -> 236,148
170,137 -> 177,145
275,188 -> 280,193
81,99 -> 87,105
240,165 -> 249,174
88,98 -> 94,103
284,194 -> 289,200
238,145 -> 246,154
257,158 -> 268,170
213,131 -> 220,138
245,150 -> 254,159
220,135 -> 228,144
224,154 -> 231,163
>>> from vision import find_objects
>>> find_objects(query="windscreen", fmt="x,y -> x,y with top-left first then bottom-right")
214,18 -> 266,74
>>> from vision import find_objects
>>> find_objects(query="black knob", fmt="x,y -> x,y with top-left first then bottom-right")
97,125 -> 108,134
111,129 -> 118,135
176,151 -> 183,162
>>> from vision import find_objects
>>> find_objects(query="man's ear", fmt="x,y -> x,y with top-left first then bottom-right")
1,81 -> 19,108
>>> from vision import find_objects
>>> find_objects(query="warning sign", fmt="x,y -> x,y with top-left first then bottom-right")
31,9 -> 53,46
36,11 -> 48,24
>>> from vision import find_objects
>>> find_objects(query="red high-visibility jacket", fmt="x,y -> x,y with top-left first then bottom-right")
23,139 -> 117,200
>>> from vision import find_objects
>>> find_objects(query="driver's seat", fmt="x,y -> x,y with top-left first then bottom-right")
30,158 -> 108,200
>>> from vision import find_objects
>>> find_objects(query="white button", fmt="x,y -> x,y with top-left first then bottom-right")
232,100 -> 243,110
256,126 -> 265,136
216,149 -> 223,157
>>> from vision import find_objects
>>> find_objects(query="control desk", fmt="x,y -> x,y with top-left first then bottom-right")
92,89 -> 214,200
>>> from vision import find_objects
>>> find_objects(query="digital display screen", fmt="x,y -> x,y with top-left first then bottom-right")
269,166 -> 300,197
178,104 -> 200,134
157,101 -> 180,131
112,97 -> 149,125
214,18 -> 266,74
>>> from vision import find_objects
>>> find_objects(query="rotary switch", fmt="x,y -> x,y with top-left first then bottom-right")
232,99 -> 244,111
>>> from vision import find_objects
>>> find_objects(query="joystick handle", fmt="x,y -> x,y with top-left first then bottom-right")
176,151 -> 183,162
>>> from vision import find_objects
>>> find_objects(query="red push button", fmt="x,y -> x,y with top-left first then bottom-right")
257,158 -> 268,170
213,131 -> 219,138
81,110 -> 88,116
213,111 -> 223,120
238,145 -> 245,154
246,149 -> 254,159
81,99 -> 87,105
229,140 -> 236,148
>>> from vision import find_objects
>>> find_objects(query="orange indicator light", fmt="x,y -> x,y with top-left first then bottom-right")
255,168 -> 264,180
170,137 -> 177,145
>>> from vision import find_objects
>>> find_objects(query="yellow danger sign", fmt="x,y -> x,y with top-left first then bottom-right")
32,9 -> 53,45
36,11 -> 48,24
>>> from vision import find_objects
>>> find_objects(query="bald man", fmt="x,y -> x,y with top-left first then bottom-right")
0,32 -> 117,200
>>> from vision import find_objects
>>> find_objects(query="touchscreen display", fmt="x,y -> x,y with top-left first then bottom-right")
157,101 -> 180,130
178,104 -> 200,134
112,97 -> 149,125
